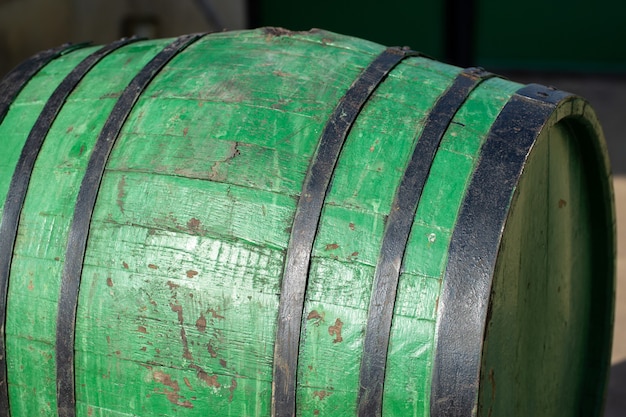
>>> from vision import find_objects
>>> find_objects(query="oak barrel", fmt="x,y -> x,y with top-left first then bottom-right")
0,28 -> 615,417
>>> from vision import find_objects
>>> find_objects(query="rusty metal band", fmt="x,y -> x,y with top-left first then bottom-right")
0,43 -> 86,125
271,47 -> 419,417
0,38 -> 134,417
356,67 -> 495,417
430,84 -> 571,417
55,33 -> 205,417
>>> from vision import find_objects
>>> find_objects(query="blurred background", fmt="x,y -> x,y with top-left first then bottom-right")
0,0 -> 624,414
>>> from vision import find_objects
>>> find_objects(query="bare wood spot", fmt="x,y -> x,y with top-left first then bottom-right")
187,218 -> 202,234
170,303 -> 193,360
87,406 -> 93,416
228,378 -> 237,402
313,390 -> 332,400
116,176 -> 126,213
273,70 -> 291,77
208,308 -> 225,320
263,27 -> 318,38
27,280 -> 34,291
325,243 -> 339,251
148,264 -> 158,270
207,342 -> 218,358
122,261 -> 129,269
106,277 -> 113,287
66,126 -> 74,133
184,377 -> 193,390
163,388 -> 193,409
328,318 -> 343,343
558,199 -> 567,208
196,314 -> 206,333
137,325 -> 147,334
183,127 -> 189,136
190,364 -> 220,388
186,270 -> 198,278
349,222 -> 355,230
167,281 -> 180,290
307,310 -> 324,326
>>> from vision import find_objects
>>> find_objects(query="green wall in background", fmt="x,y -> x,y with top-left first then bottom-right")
254,0 -> 626,73
476,0 -> 626,72
254,0 -> 446,61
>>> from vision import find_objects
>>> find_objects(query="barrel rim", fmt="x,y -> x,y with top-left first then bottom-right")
430,84 -> 616,417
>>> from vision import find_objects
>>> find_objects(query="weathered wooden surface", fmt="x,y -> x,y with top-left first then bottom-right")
0,28 -> 613,417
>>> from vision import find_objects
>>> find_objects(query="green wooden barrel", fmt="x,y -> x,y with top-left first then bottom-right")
0,28 -> 615,417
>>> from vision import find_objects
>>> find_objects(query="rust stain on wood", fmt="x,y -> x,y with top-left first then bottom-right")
328,318 -> 344,343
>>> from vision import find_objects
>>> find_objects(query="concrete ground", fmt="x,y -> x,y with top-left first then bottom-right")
503,72 -> 625,416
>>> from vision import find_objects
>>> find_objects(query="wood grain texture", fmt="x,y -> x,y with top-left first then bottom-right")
6,41 -> 169,416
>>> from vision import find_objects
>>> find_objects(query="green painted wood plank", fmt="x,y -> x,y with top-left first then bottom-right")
0,46 -> 98,215
72,29 -> 387,416
6,40 -> 170,416
0,28 -> 610,417
383,76 -> 521,416
298,55 -> 463,415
